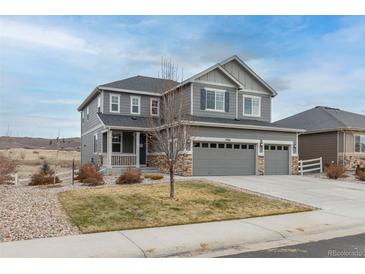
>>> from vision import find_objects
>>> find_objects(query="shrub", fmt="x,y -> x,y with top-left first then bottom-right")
76,164 -> 103,185
116,167 -> 142,184
356,165 -> 365,176
29,166 -> 61,186
357,171 -> 365,182
0,155 -> 16,184
144,173 -> 164,180
325,164 -> 346,179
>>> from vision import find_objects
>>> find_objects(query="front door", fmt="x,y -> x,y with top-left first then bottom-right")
139,133 -> 146,165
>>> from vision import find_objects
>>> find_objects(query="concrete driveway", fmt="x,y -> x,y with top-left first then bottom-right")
204,175 -> 365,221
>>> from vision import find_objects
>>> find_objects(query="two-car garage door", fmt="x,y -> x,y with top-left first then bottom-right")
193,142 -> 290,176
193,142 -> 256,176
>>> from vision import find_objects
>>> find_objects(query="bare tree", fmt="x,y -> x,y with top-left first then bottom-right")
148,58 -> 190,199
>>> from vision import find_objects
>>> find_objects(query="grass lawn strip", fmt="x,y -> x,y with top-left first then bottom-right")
58,181 -> 312,233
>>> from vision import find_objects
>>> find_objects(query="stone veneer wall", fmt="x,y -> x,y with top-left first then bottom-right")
291,156 -> 299,175
257,155 -> 264,175
339,154 -> 365,170
147,153 -> 192,176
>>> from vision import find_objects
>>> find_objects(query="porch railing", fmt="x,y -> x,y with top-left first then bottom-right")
111,154 -> 137,166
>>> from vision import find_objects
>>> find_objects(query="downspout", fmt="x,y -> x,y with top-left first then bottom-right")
343,130 -> 346,166
336,131 -> 339,165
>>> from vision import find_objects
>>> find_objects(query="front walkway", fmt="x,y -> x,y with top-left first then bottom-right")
1,175 -> 365,257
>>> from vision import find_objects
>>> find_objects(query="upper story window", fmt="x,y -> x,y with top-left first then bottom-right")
110,94 -> 120,113
131,96 -> 141,115
150,98 -> 159,116
86,106 -> 89,120
206,89 -> 225,112
355,135 -> 365,153
243,95 -> 261,117
97,95 -> 101,113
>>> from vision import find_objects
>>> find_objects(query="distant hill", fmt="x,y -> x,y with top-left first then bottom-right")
0,136 -> 80,151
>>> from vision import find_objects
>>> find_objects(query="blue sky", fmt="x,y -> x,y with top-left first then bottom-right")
1,16 -> 364,138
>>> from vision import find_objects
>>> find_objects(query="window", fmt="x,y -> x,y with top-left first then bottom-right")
110,94 -> 120,113
194,142 -> 200,148
249,145 -> 255,150
226,144 -> 232,149
86,107 -> 89,120
93,134 -> 98,153
112,134 -> 121,152
97,96 -> 101,112
150,98 -> 159,116
241,144 -> 247,149
277,146 -> 283,150
355,135 -> 365,153
131,96 -> 141,114
243,95 -> 261,117
218,143 -> 225,148
202,143 -> 209,148
270,145 -> 276,150
283,146 -> 289,151
206,89 -> 225,112
234,144 -> 240,149
210,143 -> 217,148
264,145 -> 269,150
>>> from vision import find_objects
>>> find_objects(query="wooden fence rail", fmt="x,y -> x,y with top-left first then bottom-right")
298,157 -> 323,175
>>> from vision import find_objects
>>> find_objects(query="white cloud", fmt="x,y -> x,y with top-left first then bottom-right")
0,19 -> 98,54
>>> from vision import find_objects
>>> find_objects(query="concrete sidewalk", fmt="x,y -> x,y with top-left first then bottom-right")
1,175 -> 365,257
1,209 -> 365,258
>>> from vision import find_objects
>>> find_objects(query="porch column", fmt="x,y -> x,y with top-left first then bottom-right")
107,129 -> 112,169
136,132 -> 140,168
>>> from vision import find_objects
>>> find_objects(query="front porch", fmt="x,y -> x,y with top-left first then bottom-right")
100,129 -> 148,169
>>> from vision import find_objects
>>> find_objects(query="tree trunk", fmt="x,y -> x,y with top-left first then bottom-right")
169,164 -> 175,199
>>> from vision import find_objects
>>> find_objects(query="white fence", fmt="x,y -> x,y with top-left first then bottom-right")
13,170 -> 74,186
298,157 -> 323,175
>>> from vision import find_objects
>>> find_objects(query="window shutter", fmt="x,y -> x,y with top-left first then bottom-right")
200,89 -> 206,110
225,91 -> 229,112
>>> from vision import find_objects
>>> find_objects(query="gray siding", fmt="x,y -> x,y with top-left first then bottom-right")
238,91 -> 271,122
81,128 -> 103,164
81,95 -> 102,133
192,126 -> 297,145
222,59 -> 269,92
191,83 -> 271,122
192,82 -> 237,119
103,91 -> 159,116
299,132 -> 338,166
197,68 -> 235,86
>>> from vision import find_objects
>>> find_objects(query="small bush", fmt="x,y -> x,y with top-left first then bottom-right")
357,171 -> 365,182
356,165 -> 365,176
116,167 -> 142,185
29,165 -> 61,186
144,173 -> 164,180
0,155 -> 16,184
76,164 -> 103,185
325,164 -> 346,179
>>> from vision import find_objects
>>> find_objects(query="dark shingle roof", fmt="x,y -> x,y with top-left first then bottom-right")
274,106 -> 365,131
99,76 -> 179,94
191,116 -> 301,131
98,113 -> 150,128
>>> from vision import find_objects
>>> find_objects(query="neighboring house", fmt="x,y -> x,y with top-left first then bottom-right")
275,106 -> 365,169
77,55 -> 304,176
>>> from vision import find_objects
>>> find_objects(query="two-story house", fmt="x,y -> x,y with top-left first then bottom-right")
77,55 -> 304,176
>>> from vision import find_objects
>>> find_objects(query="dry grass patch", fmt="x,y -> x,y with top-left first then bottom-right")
58,181 -> 311,233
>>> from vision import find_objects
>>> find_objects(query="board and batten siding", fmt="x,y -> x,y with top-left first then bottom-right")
103,91 -> 159,116
192,126 -> 297,145
222,59 -> 268,92
196,68 -> 236,86
298,132 -> 338,166
81,95 -> 103,133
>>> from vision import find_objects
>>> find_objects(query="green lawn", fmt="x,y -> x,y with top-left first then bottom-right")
58,181 -> 312,233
